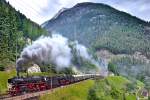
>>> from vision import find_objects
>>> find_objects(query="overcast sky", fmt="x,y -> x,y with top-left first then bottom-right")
6,0 -> 150,25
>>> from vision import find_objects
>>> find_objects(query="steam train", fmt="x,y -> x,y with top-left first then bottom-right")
8,74 -> 96,96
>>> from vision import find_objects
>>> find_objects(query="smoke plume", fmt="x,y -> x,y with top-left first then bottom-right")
16,34 -> 99,73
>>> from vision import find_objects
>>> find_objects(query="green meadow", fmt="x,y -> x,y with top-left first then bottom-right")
40,80 -> 95,100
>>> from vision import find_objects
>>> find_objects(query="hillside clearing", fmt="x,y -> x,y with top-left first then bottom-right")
88,76 -> 144,100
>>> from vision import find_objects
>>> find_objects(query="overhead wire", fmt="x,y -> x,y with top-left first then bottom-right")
17,0 -> 42,17
8,0 -> 42,20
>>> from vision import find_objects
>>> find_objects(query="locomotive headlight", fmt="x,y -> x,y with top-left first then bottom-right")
44,77 -> 47,81
7,83 -> 12,89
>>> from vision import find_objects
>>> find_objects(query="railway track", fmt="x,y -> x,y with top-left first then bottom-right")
0,88 -> 55,100
1,84 -> 66,100
0,78 -> 96,100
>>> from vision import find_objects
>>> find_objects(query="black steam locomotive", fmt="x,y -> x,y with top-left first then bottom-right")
8,74 -> 95,96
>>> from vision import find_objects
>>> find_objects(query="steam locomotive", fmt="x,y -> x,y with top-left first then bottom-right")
8,74 -> 95,96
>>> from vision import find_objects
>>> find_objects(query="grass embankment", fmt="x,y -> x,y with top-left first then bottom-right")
88,76 -> 144,100
0,70 -> 16,94
40,80 -> 95,100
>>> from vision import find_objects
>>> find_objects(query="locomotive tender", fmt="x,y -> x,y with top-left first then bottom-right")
8,74 -> 96,96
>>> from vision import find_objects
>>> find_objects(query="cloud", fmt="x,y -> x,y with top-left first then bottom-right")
6,0 -> 150,24
92,0 -> 150,21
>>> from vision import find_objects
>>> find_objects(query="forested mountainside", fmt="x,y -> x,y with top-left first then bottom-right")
0,0 -> 47,70
43,2 -> 150,58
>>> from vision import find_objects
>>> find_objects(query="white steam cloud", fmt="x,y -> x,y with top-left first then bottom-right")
75,43 -> 91,60
16,34 -> 99,74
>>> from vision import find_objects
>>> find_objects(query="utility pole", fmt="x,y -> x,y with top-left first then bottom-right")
51,76 -> 53,89
16,32 -> 19,77
16,33 -> 17,62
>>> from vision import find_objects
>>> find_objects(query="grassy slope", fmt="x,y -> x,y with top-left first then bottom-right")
90,76 -> 144,100
40,80 -> 94,100
0,70 -> 16,93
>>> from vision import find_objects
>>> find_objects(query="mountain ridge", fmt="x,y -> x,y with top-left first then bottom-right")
43,2 -> 150,58
43,2 -> 149,27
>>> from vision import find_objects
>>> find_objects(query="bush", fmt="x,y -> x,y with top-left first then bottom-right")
40,64 -> 56,73
58,68 -> 75,74
88,88 -> 99,100
0,65 -> 5,71
110,87 -> 122,99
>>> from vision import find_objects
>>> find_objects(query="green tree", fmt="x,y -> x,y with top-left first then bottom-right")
0,0 -> 47,68
108,62 -> 118,75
